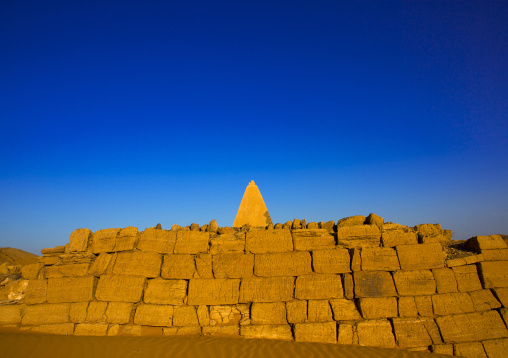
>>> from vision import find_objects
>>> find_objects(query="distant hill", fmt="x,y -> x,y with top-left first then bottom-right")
0,247 -> 39,266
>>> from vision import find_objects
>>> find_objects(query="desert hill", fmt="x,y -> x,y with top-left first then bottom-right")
0,247 -> 39,266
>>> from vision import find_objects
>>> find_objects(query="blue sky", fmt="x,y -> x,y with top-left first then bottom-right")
1,1 -> 507,255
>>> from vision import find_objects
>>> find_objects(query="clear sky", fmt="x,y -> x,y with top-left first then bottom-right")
1,1 -> 507,255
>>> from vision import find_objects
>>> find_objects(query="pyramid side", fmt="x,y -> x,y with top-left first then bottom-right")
233,184 -> 273,227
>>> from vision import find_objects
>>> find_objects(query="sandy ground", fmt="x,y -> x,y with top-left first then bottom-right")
0,330 -> 452,358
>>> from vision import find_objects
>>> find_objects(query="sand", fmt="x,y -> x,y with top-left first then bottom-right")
0,330 -> 451,358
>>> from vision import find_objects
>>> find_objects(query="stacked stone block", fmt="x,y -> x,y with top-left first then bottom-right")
1,220 -> 508,358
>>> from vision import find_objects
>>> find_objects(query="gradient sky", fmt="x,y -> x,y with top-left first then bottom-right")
1,1 -> 507,255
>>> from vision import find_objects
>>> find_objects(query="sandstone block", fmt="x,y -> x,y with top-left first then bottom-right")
501,308 -> 508,327
393,270 -> 436,296
25,279 -> 47,304
478,261 -> 508,288
70,302 -> 88,323
396,243 -> 444,270
195,254 -> 213,278
138,228 -> 176,254
144,278 -> 187,305
286,300 -> 307,323
254,252 -> 312,277
174,231 -> 209,254
414,295 -> 433,316
209,305 -> 249,326
245,229 -> 293,253
483,338 -> 508,358
240,276 -> 294,303
469,289 -> 501,311
420,317 -> 443,344
358,297 -> 397,319
322,220 -> 335,232
466,235 -> 507,252
212,253 -> 253,278
381,231 -> 418,247
134,304 -> 173,326
454,342 -> 488,358
292,229 -> 335,251
85,301 -> 107,323
361,247 -> 400,271
111,252 -> 161,278
95,275 -> 145,302
482,249 -> 508,261
365,213 -> 384,228
22,303 -> 70,325
0,305 -> 22,324
351,248 -> 361,271
343,273 -> 354,299
115,227 -> 138,252
92,228 -> 119,253
21,263 -> 44,280
188,278 -> 240,305
295,274 -> 343,299
311,249 -> 350,274
70,228 -> 92,253
161,254 -> 196,279
432,268 -> 458,293
452,265 -> 484,292
329,298 -> 362,320
432,292 -> 475,316
202,325 -> 239,336
493,288 -> 508,307
337,215 -> 366,227
210,233 -> 245,254
294,322 -> 337,343
197,305 -> 210,326
47,276 -> 97,303
432,344 -> 454,355
105,302 -> 132,324
251,302 -> 287,325
173,306 -> 199,326
46,263 -> 90,278
31,323 -> 75,335
337,323 -> 354,345
307,300 -> 333,322
436,310 -> 508,343
398,297 -> 418,317
392,317 -> 432,348
354,271 -> 397,297
241,324 -> 293,340
356,320 -> 395,348
336,225 -> 381,248
163,326 -> 201,335
87,254 -> 112,277
75,323 -> 108,336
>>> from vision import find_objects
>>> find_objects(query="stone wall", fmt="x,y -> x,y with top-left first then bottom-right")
1,216 -> 507,358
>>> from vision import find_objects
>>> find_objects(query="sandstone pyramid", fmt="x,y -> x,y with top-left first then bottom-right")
233,180 -> 273,227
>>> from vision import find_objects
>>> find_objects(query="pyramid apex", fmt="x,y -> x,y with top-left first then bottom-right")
249,180 -> 256,186
233,181 -> 272,227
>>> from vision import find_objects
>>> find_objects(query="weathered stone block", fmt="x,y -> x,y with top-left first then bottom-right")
451,265 -> 483,293
163,327 -> 201,335
469,289 -> 501,311
75,323 -> 109,336
46,263 -> 90,278
398,296 -> 418,317
240,276 -> 294,303
482,249 -> 508,261
432,268 -> 458,293
311,249 -> 350,274
92,228 -> 119,253
337,323 -> 354,345
292,229 -> 335,251
209,305 -> 249,326
307,300 -> 333,322
144,278 -> 187,305
466,235 -> 507,252
356,319 -> 395,348
115,227 -> 138,252
95,275 -> 145,302
138,228 -> 176,254
85,301 -> 107,322
70,228 -> 92,253
111,252 -> 161,278
343,273 -> 354,299
295,274 -> 343,299
69,302 -> 88,323
396,243 -> 444,270
0,305 -> 22,324
25,279 -> 47,305
21,263 -> 44,280
251,302 -> 287,324
294,322 -> 337,343
88,253 -> 112,277
454,342 -> 488,358
381,231 -> 418,247
361,247 -> 400,271
435,310 -> 508,343
241,324 -> 293,340
47,276 -> 97,303
483,338 -> 508,358
432,292 -> 475,316
420,317 -> 443,344
286,300 -> 307,323
210,233 -> 245,254
22,303 -> 70,325
31,323 -> 75,335
337,215 -> 366,227
202,325 -> 239,336
212,253 -> 254,278
354,271 -> 397,297
392,317 -> 432,348
188,278 -> 240,305
351,248 -> 361,271
134,304 -> 173,326
197,305 -> 209,326
195,254 -> 213,278
493,288 -> 508,307
393,270 -> 436,296
478,261 -> 508,288
173,306 -> 199,326
432,344 -> 454,355
336,225 -> 381,248
329,298 -> 362,320
254,252 -> 312,277
414,295 -> 433,316
358,297 -> 397,319
161,254 -> 196,279
245,229 -> 293,253
105,302 -> 132,324
174,231 -> 209,254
